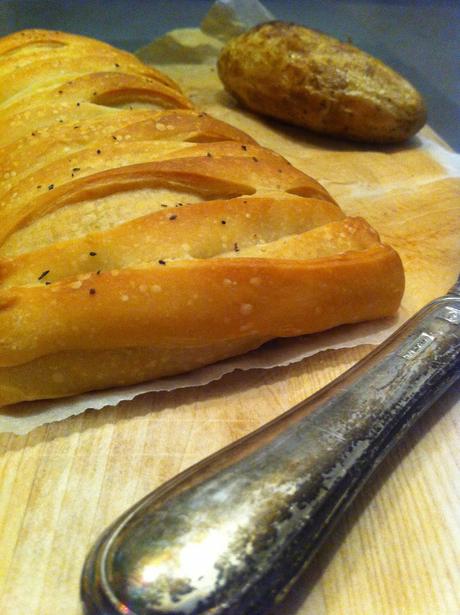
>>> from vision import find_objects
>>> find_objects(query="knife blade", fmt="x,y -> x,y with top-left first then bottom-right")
81,276 -> 460,615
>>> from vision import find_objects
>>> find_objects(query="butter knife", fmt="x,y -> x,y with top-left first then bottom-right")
81,276 -> 460,615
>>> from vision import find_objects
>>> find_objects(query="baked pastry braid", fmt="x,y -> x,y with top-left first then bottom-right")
0,30 -> 404,407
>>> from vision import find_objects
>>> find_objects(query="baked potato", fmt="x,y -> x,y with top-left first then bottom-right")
217,21 -> 427,143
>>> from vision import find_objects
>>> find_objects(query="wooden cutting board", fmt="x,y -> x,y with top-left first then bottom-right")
0,61 -> 459,615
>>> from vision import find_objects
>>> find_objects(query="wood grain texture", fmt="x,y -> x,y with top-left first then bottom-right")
0,61 -> 459,615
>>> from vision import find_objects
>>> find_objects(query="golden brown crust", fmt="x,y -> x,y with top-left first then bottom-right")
0,29 -> 180,98
0,29 -> 404,407
0,197 -> 344,288
0,243 -> 402,367
217,21 -> 427,143
0,139 -> 331,253
0,109 -> 255,191
0,338 -> 269,406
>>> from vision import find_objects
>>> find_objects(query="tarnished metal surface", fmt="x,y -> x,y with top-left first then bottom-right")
81,279 -> 460,615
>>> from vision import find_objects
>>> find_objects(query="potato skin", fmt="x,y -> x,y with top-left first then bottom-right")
217,21 -> 427,143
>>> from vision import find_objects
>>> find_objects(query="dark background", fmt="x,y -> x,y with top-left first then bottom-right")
0,0 -> 458,150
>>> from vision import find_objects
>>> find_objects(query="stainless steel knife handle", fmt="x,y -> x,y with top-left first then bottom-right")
81,291 -> 460,615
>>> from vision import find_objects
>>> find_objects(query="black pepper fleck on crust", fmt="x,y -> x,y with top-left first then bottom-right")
89,251 -> 97,256
48,184 -> 54,190
158,259 -> 166,265
38,270 -> 50,280
168,214 -> 177,220
89,288 -> 96,295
